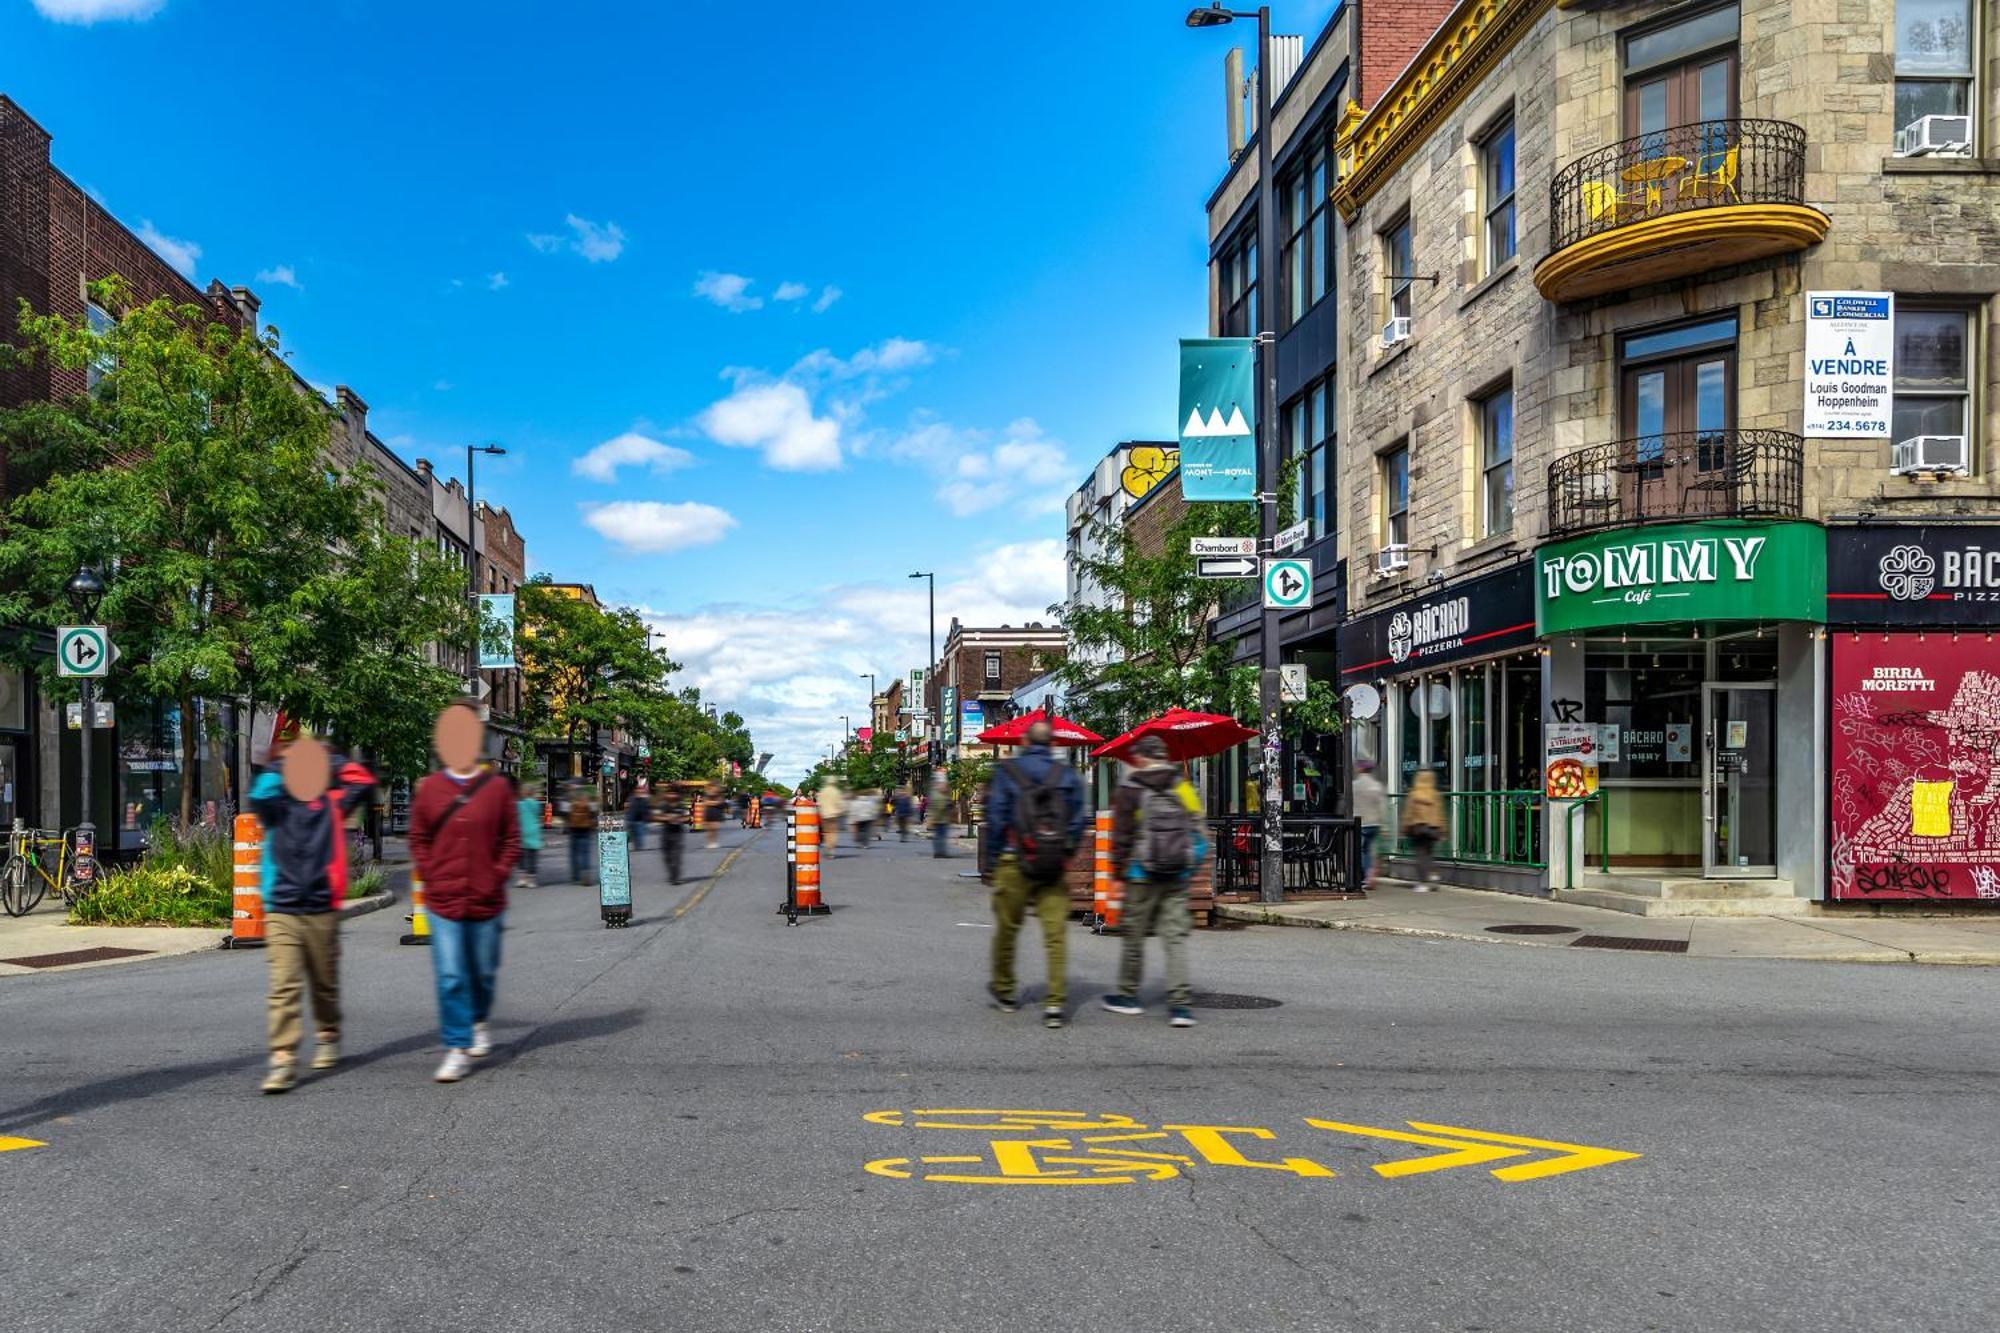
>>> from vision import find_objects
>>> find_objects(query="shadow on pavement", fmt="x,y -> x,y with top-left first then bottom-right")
479,1005 -> 648,1069
0,1051 -> 264,1134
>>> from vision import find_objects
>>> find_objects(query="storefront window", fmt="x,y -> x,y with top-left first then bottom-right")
1462,671 -> 1489,791
1426,675 -> 1453,787
120,700 -> 185,843
1398,682 -> 1423,790
1585,642 -> 1703,781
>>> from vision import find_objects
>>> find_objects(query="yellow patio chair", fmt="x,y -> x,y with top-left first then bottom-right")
1683,145 -> 1740,202
1581,180 -> 1621,221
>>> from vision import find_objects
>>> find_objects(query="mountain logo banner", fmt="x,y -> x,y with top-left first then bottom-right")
1179,338 -> 1256,502
477,594 -> 516,670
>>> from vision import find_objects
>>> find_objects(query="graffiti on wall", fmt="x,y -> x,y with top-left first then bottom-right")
1830,634 -> 2000,900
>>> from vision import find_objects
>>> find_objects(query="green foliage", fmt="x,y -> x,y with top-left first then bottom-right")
947,756 -> 993,810
141,819 -> 234,893
350,868 -> 386,900
71,820 -> 234,927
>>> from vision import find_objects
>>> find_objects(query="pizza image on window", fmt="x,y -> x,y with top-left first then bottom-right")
1547,758 -> 1592,799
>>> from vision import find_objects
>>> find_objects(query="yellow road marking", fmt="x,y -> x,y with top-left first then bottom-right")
1167,1124 -> 1337,1179
1405,1122 -> 1643,1181
0,1136 -> 46,1155
1304,1119 -> 1528,1178
865,1109 -> 1145,1132
670,832 -> 756,921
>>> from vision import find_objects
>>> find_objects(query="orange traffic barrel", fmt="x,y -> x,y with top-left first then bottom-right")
230,814 -> 266,947
1092,809 -> 1122,932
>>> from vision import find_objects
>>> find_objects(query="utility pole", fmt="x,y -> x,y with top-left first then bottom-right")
465,443 -> 506,700
910,571 -> 935,759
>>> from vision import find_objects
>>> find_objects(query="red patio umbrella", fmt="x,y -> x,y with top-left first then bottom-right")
976,708 -> 1104,747
1091,707 -> 1260,764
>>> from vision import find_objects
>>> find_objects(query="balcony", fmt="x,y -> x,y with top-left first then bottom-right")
1536,119 -> 1827,302
1545,429 -> 1804,537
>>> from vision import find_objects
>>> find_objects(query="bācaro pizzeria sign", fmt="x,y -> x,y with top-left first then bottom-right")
1828,524 -> 2000,624
1340,564 -> 1534,678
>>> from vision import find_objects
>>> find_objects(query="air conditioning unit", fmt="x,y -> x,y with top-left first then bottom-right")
1895,114 -> 1973,157
1381,316 -> 1412,347
1375,544 -> 1411,577
1891,434 -> 1969,476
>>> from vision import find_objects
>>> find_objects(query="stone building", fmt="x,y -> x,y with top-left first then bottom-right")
1327,0 -> 2000,906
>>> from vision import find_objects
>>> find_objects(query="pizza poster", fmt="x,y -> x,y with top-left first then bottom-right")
1830,634 -> 2000,901
1544,723 -> 1599,800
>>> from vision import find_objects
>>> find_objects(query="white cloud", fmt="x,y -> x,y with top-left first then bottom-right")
572,431 -> 696,483
693,271 -> 762,313
812,285 -> 843,313
790,336 -> 933,383
773,281 -> 810,302
583,501 -> 736,554
527,214 -> 626,263
256,264 -> 301,290
639,544 -> 1066,781
698,379 -> 842,472
434,380 -> 453,391
136,221 -> 199,279
32,0 -> 163,22
882,416 -> 1075,517
487,271 -> 509,290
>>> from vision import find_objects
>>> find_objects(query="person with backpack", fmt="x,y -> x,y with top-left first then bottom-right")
984,719 -> 1087,1028
1101,734 -> 1209,1028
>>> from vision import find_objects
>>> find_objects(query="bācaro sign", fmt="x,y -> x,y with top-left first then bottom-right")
1828,525 -> 2000,624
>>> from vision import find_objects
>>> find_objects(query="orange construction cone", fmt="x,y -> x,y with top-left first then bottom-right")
228,814 -> 266,948
1092,810 -> 1123,934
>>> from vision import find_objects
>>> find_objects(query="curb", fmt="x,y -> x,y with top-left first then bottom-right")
338,887 -> 398,920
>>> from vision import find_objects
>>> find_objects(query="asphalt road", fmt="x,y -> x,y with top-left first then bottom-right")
2,825 -> 1996,1333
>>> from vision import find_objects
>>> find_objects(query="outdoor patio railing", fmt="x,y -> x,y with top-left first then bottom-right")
1206,815 -> 1362,895
1544,429 -> 1804,537
1548,118 -> 1807,256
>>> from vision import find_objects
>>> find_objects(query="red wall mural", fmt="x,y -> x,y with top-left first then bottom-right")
1830,634 -> 2000,901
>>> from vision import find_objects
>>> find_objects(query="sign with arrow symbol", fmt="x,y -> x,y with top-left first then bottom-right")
1263,559 -> 1313,610
1304,1118 -> 1642,1181
56,625 -> 111,679
1196,555 -> 1258,580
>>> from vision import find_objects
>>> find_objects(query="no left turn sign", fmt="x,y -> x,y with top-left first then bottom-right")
56,625 -> 111,678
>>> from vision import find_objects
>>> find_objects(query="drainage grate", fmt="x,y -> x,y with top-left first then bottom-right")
1187,991 -> 1283,1010
1485,923 -> 1581,936
0,946 -> 154,969
1569,934 -> 1689,954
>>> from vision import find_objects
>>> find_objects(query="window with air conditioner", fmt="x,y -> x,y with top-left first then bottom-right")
1381,443 -> 1410,555
1894,0 -> 1976,156
1891,306 -> 1973,473
1381,216 -> 1413,344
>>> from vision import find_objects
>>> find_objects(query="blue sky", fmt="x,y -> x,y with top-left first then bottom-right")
6,0 -> 1336,777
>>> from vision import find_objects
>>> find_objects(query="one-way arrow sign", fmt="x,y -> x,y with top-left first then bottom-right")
1305,1118 -> 1642,1181
1196,555 -> 1258,579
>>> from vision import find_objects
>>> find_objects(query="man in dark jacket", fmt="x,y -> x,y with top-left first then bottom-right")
984,720 -> 1087,1028
1100,735 -> 1209,1028
410,704 -> 522,1084
248,736 -> 377,1094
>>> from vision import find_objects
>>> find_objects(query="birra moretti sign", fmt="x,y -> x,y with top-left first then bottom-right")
1536,521 -> 1826,636
1804,291 -> 1893,439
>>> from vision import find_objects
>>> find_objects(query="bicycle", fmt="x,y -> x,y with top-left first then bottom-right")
2,821 -> 97,917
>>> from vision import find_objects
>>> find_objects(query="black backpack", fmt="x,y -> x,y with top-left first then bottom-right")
1137,781 -> 1195,877
1004,760 -> 1072,880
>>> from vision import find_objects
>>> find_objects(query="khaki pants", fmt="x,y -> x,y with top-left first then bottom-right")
266,912 -> 341,1059
1115,877 -> 1193,1007
990,857 -> 1069,1009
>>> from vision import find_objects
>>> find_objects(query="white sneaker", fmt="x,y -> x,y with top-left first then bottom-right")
433,1049 -> 473,1083
468,1023 -> 492,1058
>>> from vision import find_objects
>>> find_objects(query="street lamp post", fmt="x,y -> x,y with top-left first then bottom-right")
465,443 -> 507,697
1188,3 -> 1284,903
65,565 -> 106,866
859,673 -> 876,735
909,571 -> 934,756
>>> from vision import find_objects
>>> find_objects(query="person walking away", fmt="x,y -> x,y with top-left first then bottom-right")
818,776 -> 846,857
894,787 -> 914,841
247,736 -> 378,1093
852,788 -> 878,847
658,787 -> 687,886
1400,769 -> 1446,890
929,768 -> 953,858
1101,735 -> 1208,1028
516,786 -> 544,889
986,720 -> 1087,1028
410,704 -> 522,1084
566,786 -> 596,883
1350,760 -> 1387,890
704,783 -> 724,850
626,785 -> 651,852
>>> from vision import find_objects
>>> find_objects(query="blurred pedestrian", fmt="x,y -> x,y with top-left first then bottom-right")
566,784 -> 596,883
929,768 -> 952,858
986,720 -> 1086,1028
1400,769 -> 1446,889
818,776 -> 846,856
657,786 -> 687,886
893,786 -> 914,841
626,785 -> 651,852
411,703 -> 522,1084
248,736 -> 378,1094
852,788 -> 880,847
516,786 -> 544,889
704,783 -> 724,850
1350,760 -> 1386,889
1101,735 -> 1207,1028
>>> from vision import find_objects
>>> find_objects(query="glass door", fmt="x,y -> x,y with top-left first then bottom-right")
1702,684 -> 1776,876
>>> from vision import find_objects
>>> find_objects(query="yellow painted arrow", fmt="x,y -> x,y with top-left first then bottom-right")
1,1136 -> 47,1155
1405,1123 -> 1642,1182
1304,1119 -> 1527,1178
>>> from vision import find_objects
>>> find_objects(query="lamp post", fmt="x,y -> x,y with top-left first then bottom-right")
908,571 -> 934,755
65,565 -> 106,864
859,673 -> 876,735
465,443 -> 507,695
1188,3 -> 1284,903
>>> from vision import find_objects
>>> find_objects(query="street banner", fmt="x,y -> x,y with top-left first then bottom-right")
478,594 -> 516,670
1179,338 -> 1256,501
1804,292 -> 1893,439
942,686 -> 958,744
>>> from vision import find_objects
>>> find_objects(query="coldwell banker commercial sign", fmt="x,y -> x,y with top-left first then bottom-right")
1804,291 -> 1893,439
1536,521 -> 1825,636
1178,338 -> 1256,501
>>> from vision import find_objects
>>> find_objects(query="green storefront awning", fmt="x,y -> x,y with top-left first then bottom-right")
1536,520 -> 1826,637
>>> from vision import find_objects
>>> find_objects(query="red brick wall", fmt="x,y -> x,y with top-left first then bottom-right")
1359,0 -> 1458,110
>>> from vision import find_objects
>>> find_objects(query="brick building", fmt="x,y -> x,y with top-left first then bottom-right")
931,621 -> 1067,760
1325,0 -> 2000,906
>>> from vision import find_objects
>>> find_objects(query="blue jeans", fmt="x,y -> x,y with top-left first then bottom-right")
428,912 -> 503,1051
569,830 -> 592,883
629,820 -> 646,851
932,821 -> 951,858
1359,826 -> 1379,884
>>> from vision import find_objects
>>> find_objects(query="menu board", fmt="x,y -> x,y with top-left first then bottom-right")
598,820 -> 631,911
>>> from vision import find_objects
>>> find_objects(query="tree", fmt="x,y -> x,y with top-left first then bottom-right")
516,577 -> 677,751
0,283 -> 421,821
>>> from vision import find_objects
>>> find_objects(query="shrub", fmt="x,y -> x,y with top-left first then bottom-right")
350,868 -> 386,900
70,861 -> 231,928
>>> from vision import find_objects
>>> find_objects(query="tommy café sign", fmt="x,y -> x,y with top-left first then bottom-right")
1536,521 -> 1826,636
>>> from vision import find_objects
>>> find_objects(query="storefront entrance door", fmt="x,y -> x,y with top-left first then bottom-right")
1703,683 -> 1776,876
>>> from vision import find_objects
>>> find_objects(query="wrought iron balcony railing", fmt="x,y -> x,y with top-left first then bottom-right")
1545,429 -> 1804,537
1548,119 -> 1808,256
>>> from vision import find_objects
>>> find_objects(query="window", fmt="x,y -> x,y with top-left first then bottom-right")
1383,218 -> 1414,325
1619,315 -> 1736,468
1382,444 -> 1410,547
983,651 -> 1002,684
1893,307 -> 1972,444
85,301 -> 115,392
1281,378 -> 1334,540
1279,133 -> 1335,328
1481,118 -> 1517,273
1217,224 -> 1258,337
1624,4 -> 1738,139
1479,385 -> 1515,537
1895,0 -> 1976,144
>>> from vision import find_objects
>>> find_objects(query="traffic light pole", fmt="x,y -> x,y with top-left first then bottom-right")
1252,5 -> 1284,905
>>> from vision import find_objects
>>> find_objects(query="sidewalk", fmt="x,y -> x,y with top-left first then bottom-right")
1213,880 -> 2000,964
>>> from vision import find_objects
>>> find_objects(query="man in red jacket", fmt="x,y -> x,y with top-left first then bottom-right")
409,703 -> 521,1083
